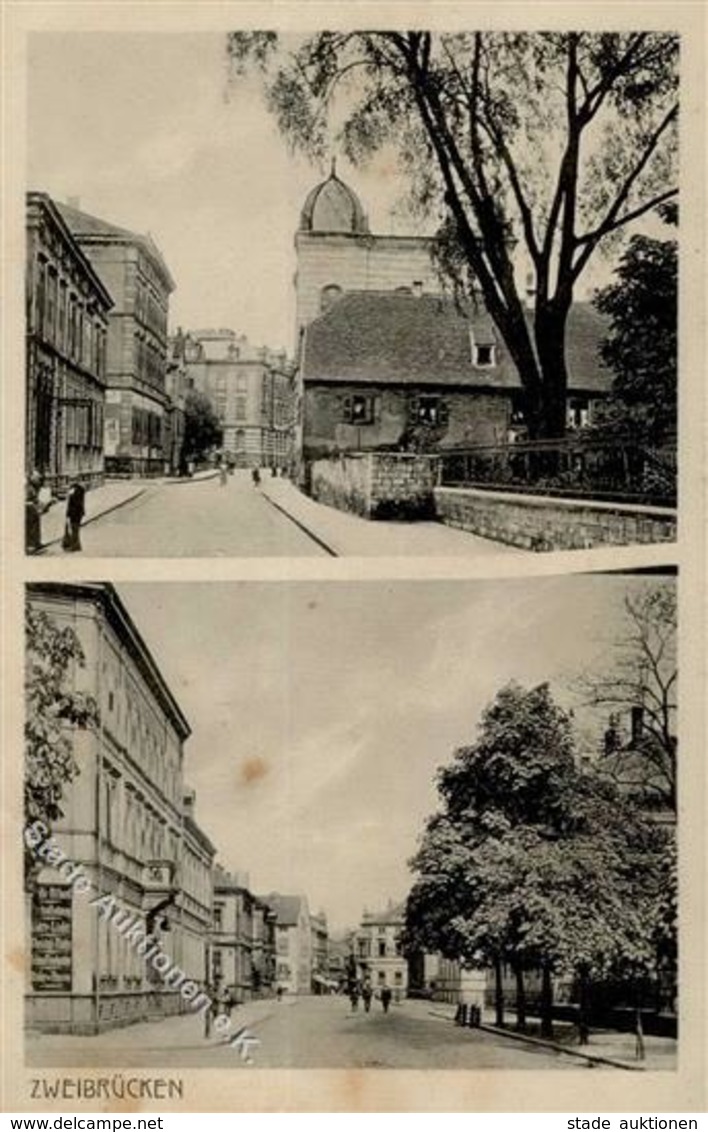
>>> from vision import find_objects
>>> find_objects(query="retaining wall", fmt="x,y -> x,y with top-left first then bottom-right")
434,486 -> 677,551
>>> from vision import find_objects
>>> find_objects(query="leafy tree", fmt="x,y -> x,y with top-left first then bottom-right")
594,221 -> 677,444
406,681 -> 669,1039
228,32 -> 678,438
183,390 -> 223,461
25,605 -> 99,883
577,581 -> 677,811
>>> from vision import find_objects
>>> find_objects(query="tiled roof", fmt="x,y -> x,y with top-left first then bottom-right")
302,291 -> 611,394
260,893 -> 303,927
57,202 -> 175,291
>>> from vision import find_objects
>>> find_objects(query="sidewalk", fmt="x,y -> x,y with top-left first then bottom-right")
260,478 -> 524,557
34,471 -> 218,552
418,1000 -> 676,1071
26,995 -> 293,1057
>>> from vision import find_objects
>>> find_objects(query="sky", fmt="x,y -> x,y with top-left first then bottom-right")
116,573 -> 665,933
25,31 -> 656,360
27,32 -> 418,356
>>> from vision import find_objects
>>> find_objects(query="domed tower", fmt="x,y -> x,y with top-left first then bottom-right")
299,162 -> 370,236
293,160 -> 437,349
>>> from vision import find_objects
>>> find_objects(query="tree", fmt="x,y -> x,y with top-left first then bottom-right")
183,390 -> 223,461
405,681 -> 669,1039
25,605 -> 99,883
228,32 -> 678,438
594,215 -> 677,444
577,580 -> 677,811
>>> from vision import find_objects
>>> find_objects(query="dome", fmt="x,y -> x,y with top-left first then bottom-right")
299,164 -> 369,235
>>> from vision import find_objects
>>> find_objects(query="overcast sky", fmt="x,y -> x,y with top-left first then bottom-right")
25,30 -> 650,359
27,32 -> 419,356
116,574 -> 663,933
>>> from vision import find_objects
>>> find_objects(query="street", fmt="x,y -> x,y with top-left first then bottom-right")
40,472 -> 523,557
26,995 -> 579,1070
42,473 -> 330,558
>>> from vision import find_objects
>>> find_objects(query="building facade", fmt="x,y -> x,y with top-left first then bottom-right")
210,867 -> 276,1003
180,329 -> 295,470
57,203 -> 175,477
262,894 -> 312,995
25,583 -> 215,1034
353,900 -> 408,1000
310,911 -> 330,993
26,193 -> 112,492
294,172 -> 611,465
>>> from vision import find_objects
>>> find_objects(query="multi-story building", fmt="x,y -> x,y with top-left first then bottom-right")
164,334 -> 191,475
210,868 -> 277,1002
261,893 -> 312,995
294,170 -> 611,464
25,583 -> 215,1034
310,911 -> 329,993
251,896 -> 277,998
180,329 -> 295,470
211,867 -> 253,1003
26,192 -> 112,492
57,202 -> 175,477
353,900 -> 408,1000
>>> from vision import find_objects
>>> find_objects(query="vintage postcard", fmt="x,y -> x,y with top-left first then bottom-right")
1,0 -> 705,1116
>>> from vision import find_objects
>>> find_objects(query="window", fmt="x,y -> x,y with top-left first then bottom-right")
567,397 -> 590,430
213,905 -> 223,931
343,394 -> 375,425
234,396 -> 247,421
320,284 -> 342,313
235,374 -> 247,393
474,343 -> 495,367
416,395 -> 442,425
378,941 -> 386,958
394,971 -> 403,984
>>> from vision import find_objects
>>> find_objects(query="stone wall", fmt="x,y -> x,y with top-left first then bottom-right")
310,452 -> 440,520
434,486 -> 677,551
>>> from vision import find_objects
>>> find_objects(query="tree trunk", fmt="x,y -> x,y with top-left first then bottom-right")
540,963 -> 554,1040
494,956 -> 505,1027
577,965 -> 590,1046
529,304 -> 571,441
514,963 -> 527,1032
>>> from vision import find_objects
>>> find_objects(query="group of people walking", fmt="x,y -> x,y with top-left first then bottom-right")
348,981 -> 393,1015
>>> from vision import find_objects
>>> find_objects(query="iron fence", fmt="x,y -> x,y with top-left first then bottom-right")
439,437 -> 676,508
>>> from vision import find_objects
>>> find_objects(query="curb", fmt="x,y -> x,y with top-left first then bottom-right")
35,487 -> 148,554
260,488 -> 339,557
427,1010 -> 646,1071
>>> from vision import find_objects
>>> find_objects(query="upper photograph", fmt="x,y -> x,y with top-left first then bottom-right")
25,30 -> 678,558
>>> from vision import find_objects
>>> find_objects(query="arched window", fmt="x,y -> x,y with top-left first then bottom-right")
320,284 -> 343,314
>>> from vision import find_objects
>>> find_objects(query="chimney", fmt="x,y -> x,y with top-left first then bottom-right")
412,280 -> 423,298
67,196 -> 81,210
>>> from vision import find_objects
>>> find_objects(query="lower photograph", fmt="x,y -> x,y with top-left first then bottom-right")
24,573 -> 677,1072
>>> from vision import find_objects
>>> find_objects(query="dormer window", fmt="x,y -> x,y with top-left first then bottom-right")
474,343 -> 495,367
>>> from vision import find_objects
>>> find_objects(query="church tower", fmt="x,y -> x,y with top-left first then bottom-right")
294,163 -> 438,348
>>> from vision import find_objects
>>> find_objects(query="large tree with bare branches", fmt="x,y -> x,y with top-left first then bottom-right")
579,581 -> 677,811
228,31 -> 678,438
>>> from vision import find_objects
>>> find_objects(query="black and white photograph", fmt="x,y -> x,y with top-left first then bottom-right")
24,28 -> 678,557
3,1 -> 705,1120
24,574 -> 677,1071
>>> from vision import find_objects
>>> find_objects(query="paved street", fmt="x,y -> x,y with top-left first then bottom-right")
26,995 -> 579,1070
39,472 -> 523,557
42,473 -> 330,558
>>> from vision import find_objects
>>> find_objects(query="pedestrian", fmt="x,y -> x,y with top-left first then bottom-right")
25,470 -> 45,553
276,985 -> 284,1002
362,983 -> 373,1013
203,981 -> 218,1039
349,982 -> 360,1013
251,466 -> 261,487
219,462 -> 228,486
381,985 -> 392,1014
62,479 -> 86,552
